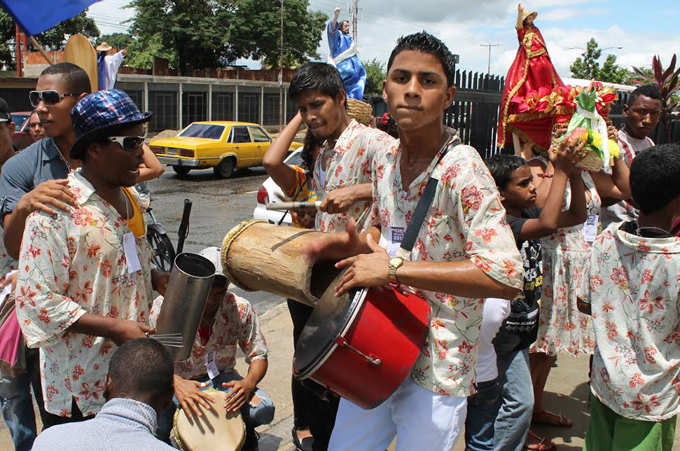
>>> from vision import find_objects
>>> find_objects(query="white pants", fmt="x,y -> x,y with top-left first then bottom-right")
328,378 -> 467,451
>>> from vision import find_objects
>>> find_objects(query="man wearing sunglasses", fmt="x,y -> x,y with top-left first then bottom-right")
601,84 -> 663,228
0,63 -> 91,261
15,89 -> 171,426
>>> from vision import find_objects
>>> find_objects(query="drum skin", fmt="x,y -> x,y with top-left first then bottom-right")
300,286 -> 431,410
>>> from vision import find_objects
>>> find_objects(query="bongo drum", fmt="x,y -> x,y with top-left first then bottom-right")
294,271 -> 432,409
221,220 -> 341,307
172,389 -> 246,451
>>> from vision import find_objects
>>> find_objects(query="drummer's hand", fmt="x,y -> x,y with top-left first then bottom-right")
305,218 -> 364,262
111,320 -> 155,346
152,270 -> 171,296
291,209 -> 315,229
320,186 -> 358,214
334,234 -> 390,296
223,378 -> 255,413
174,375 -> 215,419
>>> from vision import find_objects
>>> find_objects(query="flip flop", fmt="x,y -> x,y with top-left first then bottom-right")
532,409 -> 573,427
525,429 -> 556,451
292,428 -> 314,451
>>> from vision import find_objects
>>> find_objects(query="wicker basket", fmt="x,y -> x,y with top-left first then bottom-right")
576,151 -> 604,172
347,98 -> 373,126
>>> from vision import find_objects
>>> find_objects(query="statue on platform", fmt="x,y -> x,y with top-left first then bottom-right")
327,5 -> 366,100
498,3 -> 566,154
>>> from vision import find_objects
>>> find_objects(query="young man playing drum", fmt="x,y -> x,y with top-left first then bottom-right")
307,32 -> 524,450
152,247 -> 274,451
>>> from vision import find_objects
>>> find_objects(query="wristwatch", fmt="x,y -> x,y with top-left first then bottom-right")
388,257 -> 404,285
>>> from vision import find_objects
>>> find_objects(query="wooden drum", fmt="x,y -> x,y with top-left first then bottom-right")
221,220 -> 341,307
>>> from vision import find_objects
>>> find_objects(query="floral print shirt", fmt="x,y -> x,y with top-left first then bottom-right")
369,136 -> 524,397
313,120 -> 395,233
581,222 -> 679,421
15,170 -> 155,417
150,292 -> 268,380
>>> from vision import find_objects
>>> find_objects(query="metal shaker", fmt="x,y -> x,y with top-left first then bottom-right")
155,253 -> 215,360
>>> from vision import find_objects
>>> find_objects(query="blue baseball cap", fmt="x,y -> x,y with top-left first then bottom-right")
70,89 -> 152,158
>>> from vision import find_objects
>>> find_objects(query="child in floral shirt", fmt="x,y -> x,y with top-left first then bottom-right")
580,143 -> 680,451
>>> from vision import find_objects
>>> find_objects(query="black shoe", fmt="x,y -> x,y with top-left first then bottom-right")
242,427 -> 260,451
292,427 -> 314,451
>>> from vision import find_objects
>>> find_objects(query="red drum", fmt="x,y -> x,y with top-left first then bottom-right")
293,272 -> 432,409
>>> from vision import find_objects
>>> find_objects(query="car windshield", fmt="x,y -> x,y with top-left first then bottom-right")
11,114 -> 30,130
285,149 -> 303,166
178,123 -> 225,140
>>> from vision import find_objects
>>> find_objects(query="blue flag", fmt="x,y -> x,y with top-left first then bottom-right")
0,0 -> 100,36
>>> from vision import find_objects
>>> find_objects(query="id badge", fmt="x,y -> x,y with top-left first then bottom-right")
206,351 -> 219,380
122,232 -> 142,273
379,226 -> 405,258
583,214 -> 599,243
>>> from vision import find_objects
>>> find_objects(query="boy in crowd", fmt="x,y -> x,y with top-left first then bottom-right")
484,140 -> 586,451
32,338 -> 175,451
153,247 -> 274,451
307,32 -> 523,450
580,143 -> 679,451
601,84 -> 662,228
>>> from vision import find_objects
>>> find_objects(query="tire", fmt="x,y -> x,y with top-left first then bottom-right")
214,158 -> 235,179
147,230 -> 176,273
173,165 -> 191,176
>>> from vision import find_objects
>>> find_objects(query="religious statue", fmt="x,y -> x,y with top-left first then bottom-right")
498,3 -> 565,153
327,5 -> 367,100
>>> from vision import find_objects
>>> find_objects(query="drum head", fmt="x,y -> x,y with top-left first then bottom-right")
173,389 -> 245,451
293,269 -> 363,375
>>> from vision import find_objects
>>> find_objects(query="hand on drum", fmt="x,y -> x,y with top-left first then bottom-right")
291,209 -> 316,228
304,218 -> 366,262
334,234 -> 390,296
222,378 -> 256,413
174,375 -> 215,420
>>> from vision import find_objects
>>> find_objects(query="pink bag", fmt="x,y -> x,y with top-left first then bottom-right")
0,308 -> 22,369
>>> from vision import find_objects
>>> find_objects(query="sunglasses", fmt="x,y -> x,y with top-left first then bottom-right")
106,133 -> 147,150
29,90 -> 79,108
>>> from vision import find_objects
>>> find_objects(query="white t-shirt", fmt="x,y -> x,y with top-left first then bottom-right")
474,298 -> 511,383
601,129 -> 654,228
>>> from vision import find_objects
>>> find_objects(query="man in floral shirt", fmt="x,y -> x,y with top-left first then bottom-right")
15,90 -> 169,425
152,247 -> 272,450
580,143 -> 679,451
308,32 -> 523,450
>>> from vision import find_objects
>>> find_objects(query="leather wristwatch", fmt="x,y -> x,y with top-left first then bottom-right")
388,257 -> 404,285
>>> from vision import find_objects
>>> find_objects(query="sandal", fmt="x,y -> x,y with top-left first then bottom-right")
292,428 -> 314,451
525,429 -> 556,451
532,409 -> 573,428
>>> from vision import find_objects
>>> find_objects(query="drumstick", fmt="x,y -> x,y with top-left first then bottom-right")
266,201 -> 322,211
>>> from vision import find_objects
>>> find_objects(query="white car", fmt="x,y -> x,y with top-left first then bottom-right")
252,149 -> 304,226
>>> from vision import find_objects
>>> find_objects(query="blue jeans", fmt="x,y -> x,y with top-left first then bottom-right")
464,379 -> 500,450
494,348 -> 534,451
157,370 -> 275,441
0,370 -> 36,451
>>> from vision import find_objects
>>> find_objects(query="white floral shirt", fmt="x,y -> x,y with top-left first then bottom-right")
150,292 -> 268,380
581,222 -> 679,421
314,119 -> 395,233
369,136 -> 524,397
15,170 -> 155,417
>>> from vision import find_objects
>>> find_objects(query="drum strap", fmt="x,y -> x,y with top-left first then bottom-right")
397,139 -> 461,259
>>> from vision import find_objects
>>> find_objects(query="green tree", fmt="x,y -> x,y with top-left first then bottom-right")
570,38 -> 602,80
598,54 -> 630,84
0,10 -> 99,69
362,58 -> 385,96
96,33 -> 133,51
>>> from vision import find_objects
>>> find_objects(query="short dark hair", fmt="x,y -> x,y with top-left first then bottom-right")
108,338 -> 174,401
40,62 -> 92,95
387,32 -> 456,87
627,84 -> 662,108
630,143 -> 680,215
289,63 -> 344,101
485,154 -> 529,190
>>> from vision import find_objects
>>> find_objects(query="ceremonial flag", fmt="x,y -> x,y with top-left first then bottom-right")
0,0 -> 100,36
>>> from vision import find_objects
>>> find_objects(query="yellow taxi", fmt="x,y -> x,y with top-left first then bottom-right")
149,121 -> 302,178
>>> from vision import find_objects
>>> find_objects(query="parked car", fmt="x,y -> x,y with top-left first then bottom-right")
149,121 -> 302,179
11,112 -> 34,150
252,148 -> 305,226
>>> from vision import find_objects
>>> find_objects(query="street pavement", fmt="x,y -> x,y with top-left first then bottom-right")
1,166 -> 678,450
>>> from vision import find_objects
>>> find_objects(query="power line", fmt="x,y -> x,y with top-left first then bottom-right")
480,43 -> 500,74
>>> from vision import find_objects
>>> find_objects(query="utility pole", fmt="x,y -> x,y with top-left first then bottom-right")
351,0 -> 358,42
279,0 -> 284,131
480,43 -> 500,74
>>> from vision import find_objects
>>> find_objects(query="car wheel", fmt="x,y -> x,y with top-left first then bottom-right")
214,158 -> 235,179
173,166 -> 191,176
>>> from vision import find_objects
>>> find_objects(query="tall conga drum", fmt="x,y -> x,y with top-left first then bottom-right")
221,220 -> 341,307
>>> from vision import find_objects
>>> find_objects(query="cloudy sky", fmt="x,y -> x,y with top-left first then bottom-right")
89,0 -> 680,80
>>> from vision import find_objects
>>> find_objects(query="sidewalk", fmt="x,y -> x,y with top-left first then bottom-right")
2,300 -> 678,450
